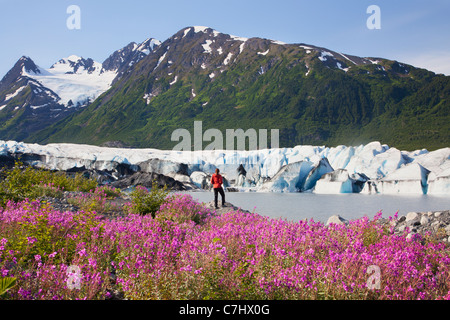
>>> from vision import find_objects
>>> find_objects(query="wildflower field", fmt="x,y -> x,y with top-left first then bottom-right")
0,164 -> 449,300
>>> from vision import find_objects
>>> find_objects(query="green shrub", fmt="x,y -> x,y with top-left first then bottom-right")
126,182 -> 169,217
2,200 -> 105,269
67,187 -> 118,215
27,183 -> 64,199
0,277 -> 17,298
0,162 -> 98,206
97,185 -> 122,199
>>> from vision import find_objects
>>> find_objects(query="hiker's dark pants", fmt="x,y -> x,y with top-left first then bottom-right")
214,187 -> 225,207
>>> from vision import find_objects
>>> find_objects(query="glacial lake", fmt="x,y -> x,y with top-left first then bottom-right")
178,191 -> 450,223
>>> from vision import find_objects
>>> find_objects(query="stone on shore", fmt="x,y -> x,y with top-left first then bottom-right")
446,224 -> 450,236
406,212 -> 419,222
202,201 -> 251,215
325,210 -> 450,245
326,215 -> 349,226
420,215 -> 429,225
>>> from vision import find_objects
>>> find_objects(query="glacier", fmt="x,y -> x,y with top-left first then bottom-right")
0,140 -> 449,195
23,55 -> 117,107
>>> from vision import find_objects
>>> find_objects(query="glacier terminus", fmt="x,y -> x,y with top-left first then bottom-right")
1,140 -> 448,195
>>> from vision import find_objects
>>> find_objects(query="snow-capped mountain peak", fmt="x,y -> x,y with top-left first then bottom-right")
102,37 -> 161,70
30,57 -> 116,107
101,36 -> 161,81
18,56 -> 40,73
14,56 -> 52,76
137,38 -> 162,55
5,55 -> 114,108
50,55 -> 102,75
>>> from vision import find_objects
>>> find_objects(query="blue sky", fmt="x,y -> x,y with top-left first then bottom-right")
1,0 -> 450,77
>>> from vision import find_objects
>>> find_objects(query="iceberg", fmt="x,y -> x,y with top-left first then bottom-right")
363,163 -> 430,194
190,171 -> 210,189
315,169 -> 368,194
303,158 -> 334,191
428,167 -> 450,195
344,143 -> 406,179
259,160 -> 315,192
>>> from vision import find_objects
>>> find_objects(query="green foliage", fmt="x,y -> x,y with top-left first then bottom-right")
0,162 -> 98,206
65,186 -> 121,215
362,223 -> 385,247
155,194 -> 212,225
126,181 -> 169,217
2,201 -> 104,268
0,277 -> 17,297
4,203 -> 56,267
97,185 -> 122,199
66,190 -> 116,215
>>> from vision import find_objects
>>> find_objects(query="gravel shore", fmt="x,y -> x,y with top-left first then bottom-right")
327,210 -> 450,245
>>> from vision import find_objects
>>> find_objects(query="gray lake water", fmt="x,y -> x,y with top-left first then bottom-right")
178,191 -> 450,223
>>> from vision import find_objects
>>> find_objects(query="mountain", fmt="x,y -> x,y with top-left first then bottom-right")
35,55 -> 115,108
2,26 -> 450,150
0,37 -> 161,142
0,56 -> 72,141
101,38 -> 162,82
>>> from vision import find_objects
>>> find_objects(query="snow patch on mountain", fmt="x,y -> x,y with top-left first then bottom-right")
339,53 -> 357,65
137,38 -> 161,55
318,51 -> 334,62
228,34 -> 248,54
223,53 -> 233,65
202,40 -> 213,54
229,34 -> 248,42
183,28 -> 192,38
169,76 -> 178,86
336,62 -> 349,72
193,26 -> 210,33
4,86 -> 26,101
154,51 -> 168,71
300,45 -> 313,54
239,42 -> 246,54
305,64 -> 311,76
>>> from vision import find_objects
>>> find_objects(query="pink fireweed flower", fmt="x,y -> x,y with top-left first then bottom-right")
88,258 -> 97,268
0,238 -> 7,250
194,268 -> 203,274
1,196 -> 450,300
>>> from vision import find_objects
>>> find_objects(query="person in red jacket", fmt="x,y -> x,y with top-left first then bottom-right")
211,168 -> 225,209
